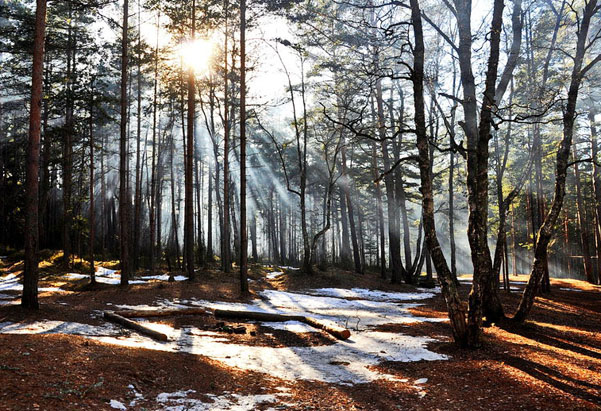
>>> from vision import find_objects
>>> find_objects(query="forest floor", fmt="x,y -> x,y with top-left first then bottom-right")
0,253 -> 600,410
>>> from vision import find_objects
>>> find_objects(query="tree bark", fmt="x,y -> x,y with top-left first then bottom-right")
63,2 -> 74,267
454,0 -> 504,346
411,0 -> 468,346
573,149 -> 594,283
119,0 -> 131,286
185,0 -> 196,281
514,0 -> 599,321
22,0 -> 47,310
239,0 -> 249,295
88,82 -> 96,285
222,0 -> 232,273
589,109 -> 601,284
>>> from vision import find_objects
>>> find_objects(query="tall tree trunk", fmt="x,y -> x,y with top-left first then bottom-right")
88,82 -> 96,285
133,2 -> 143,271
239,0 -> 249,295
573,149 -> 594,283
514,0 -> 599,321
22,0 -> 47,310
340,145 -> 362,274
149,14 -> 160,275
589,109 -> 601,284
38,51 -> 51,248
119,0 -> 131,286
196,157 -> 204,265
222,0 -> 232,273
410,0 -> 468,346
185,0 -> 196,280
207,163 -> 214,260
338,190 -> 351,266
448,150 -> 458,280
63,2 -> 74,266
375,79 -> 402,282
371,140 -> 386,279
454,0 -> 504,346
170,131 -> 181,271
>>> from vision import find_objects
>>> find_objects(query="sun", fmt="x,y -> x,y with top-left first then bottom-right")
179,38 -> 215,74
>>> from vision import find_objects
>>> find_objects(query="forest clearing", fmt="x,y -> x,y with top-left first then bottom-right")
3,0 -> 601,409
0,255 -> 600,409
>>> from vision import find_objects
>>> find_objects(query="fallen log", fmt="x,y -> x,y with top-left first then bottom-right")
302,316 -> 351,340
103,311 -> 169,342
214,309 -> 351,340
114,307 -> 212,319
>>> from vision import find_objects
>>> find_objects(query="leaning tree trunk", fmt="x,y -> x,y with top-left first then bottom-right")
514,0 -> 599,321
410,0 -> 468,346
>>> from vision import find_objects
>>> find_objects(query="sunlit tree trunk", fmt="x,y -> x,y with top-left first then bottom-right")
515,0 -> 600,321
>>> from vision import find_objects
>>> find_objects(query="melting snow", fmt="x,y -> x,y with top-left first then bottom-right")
260,320 -> 317,333
109,399 -> 127,410
0,287 -> 448,385
308,287 -> 436,301
155,389 -> 292,410
266,271 -> 284,280
140,274 -> 188,282
279,266 -> 300,270
0,320 -> 123,337
0,273 -> 61,293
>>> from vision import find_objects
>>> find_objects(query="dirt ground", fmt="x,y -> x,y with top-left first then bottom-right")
0,260 -> 600,410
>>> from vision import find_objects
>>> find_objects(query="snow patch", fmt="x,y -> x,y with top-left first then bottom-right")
0,288 -> 448,385
308,287 -> 436,301
140,274 -> 188,282
109,400 -> 127,410
0,273 -> 61,292
266,271 -> 284,280
155,389 -> 292,411
0,320 -> 123,337
260,321 -> 317,333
